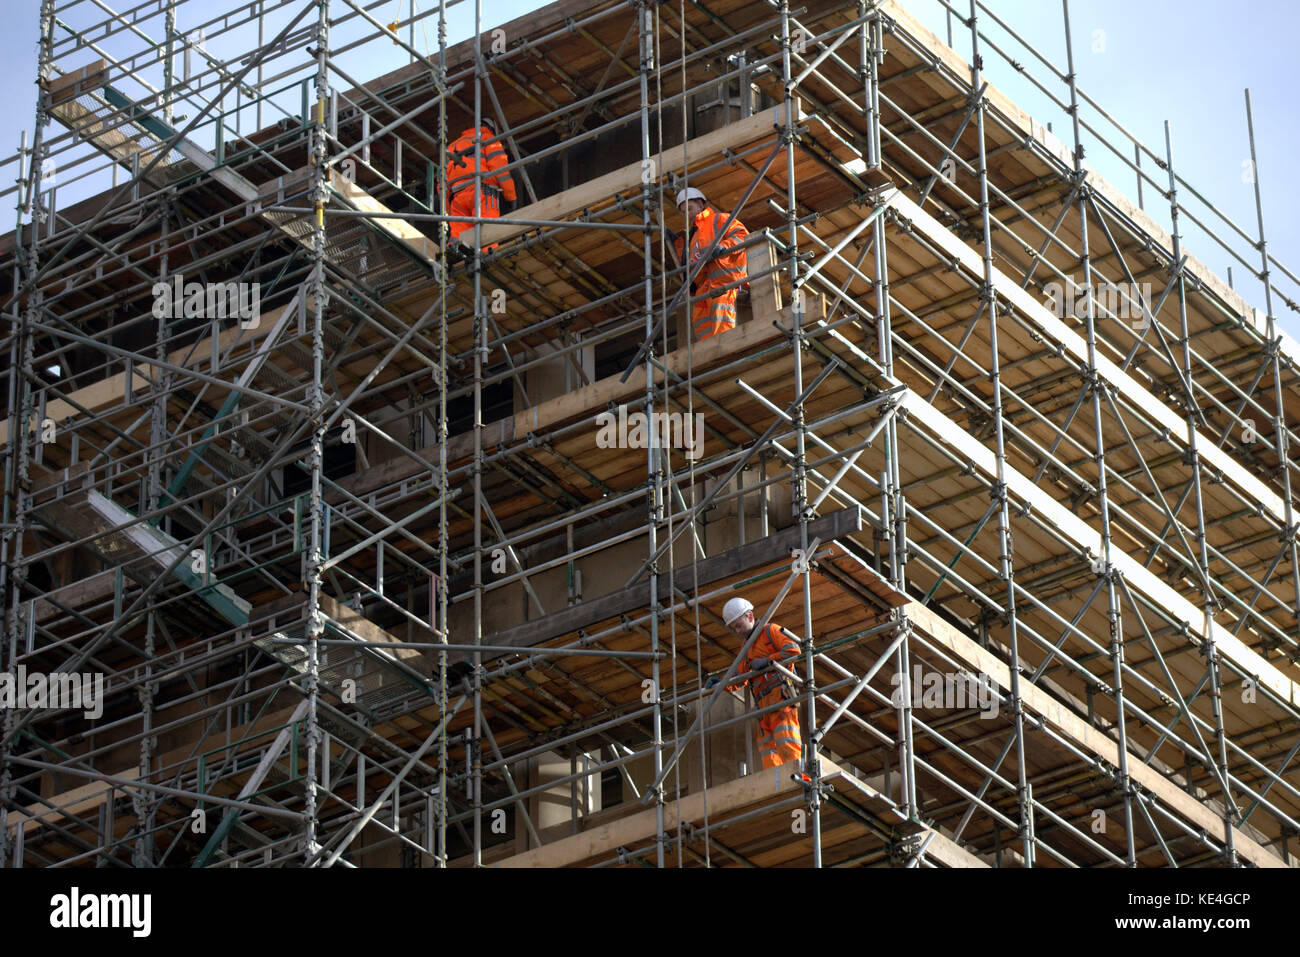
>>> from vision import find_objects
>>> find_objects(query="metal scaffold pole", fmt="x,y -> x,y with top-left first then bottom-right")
779,0 -> 823,868
1061,0 -> 1135,866
967,0 -> 1033,866
471,0 -> 485,868
303,0 -> 333,863
1243,88 -> 1300,659
436,0 -> 450,871
135,194 -> 171,869
1163,120 -> 1239,866
163,0 -> 177,124
637,0 -> 667,869
0,0 -> 55,870
867,6 -> 918,834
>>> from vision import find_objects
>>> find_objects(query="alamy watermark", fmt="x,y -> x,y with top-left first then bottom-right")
49,887 -> 150,937
0,666 -> 103,720
596,404 -> 707,460
890,665 -> 999,719
1043,276 -> 1152,331
152,272 -> 261,327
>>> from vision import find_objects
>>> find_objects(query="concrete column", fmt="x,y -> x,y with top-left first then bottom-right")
682,687 -> 751,791
354,819 -> 401,867
617,687 -> 753,803
513,337 -> 594,414
703,470 -> 786,555
746,232 -> 784,321
529,749 -> 602,837
362,395 -> 428,466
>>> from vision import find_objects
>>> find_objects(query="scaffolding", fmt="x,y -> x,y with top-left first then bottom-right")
1,0 -> 1298,868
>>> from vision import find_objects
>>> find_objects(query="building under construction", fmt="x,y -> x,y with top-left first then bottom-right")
1,0 -> 1298,869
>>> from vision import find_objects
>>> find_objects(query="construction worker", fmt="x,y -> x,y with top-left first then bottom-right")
706,596 -> 802,770
446,118 -> 517,250
674,187 -> 748,341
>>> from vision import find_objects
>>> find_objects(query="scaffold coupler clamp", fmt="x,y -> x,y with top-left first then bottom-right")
1111,769 -> 1132,801
796,760 -> 829,811
888,208 -> 913,237
890,398 -> 909,428
459,663 -> 487,697
1093,758 -> 1120,790
425,678 -> 446,711
988,479 -> 1007,506
890,831 -> 926,866
868,182 -> 894,206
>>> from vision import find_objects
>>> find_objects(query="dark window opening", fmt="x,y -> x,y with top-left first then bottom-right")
444,377 -> 514,437
282,432 -> 359,496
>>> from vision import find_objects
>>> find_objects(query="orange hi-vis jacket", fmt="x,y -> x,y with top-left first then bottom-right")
446,126 -> 517,242
728,622 -> 802,769
673,206 -> 748,341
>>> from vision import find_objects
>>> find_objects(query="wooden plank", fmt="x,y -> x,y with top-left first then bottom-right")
905,602 -> 1287,868
747,229 -> 785,319
0,305 -> 294,444
330,172 -> 439,263
492,753 -> 983,868
7,766 -> 140,835
335,295 -> 812,501
515,294 -> 815,436
898,386 -> 1300,720
32,569 -> 116,623
459,507 -> 864,665
493,762 -> 804,867
921,828 -> 991,868
319,594 -> 424,662
43,59 -> 109,105
879,0 -> 1300,386
48,98 -> 181,185
888,187 -> 1293,532
830,769 -> 988,867
478,102 -> 800,248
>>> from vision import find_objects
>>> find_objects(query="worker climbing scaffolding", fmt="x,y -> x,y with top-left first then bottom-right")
445,117 -> 517,251
706,596 -> 803,770
673,187 -> 749,341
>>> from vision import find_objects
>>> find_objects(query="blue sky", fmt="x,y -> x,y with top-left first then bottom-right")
1,0 -> 1296,337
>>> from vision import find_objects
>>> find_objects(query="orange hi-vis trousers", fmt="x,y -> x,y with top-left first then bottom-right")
691,287 -> 738,341
675,206 -> 747,342
756,689 -> 802,769
448,189 -> 502,247
445,125 -> 515,250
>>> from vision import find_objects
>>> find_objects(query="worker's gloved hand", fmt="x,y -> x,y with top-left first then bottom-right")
704,676 -> 721,690
750,656 -> 771,672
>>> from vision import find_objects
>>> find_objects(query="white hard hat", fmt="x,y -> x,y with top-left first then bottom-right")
722,597 -> 754,627
676,187 -> 707,208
